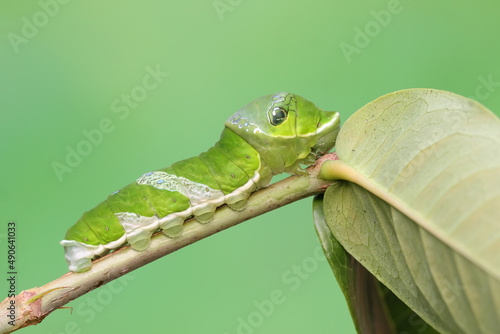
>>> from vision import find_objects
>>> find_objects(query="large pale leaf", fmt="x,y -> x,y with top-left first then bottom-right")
313,195 -> 439,334
321,89 -> 500,334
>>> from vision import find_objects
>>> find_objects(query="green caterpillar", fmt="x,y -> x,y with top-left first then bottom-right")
61,92 -> 340,272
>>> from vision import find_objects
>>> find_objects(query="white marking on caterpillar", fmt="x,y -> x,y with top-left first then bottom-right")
136,171 -> 225,206
116,212 -> 159,234
60,234 -> 128,272
136,171 -> 180,192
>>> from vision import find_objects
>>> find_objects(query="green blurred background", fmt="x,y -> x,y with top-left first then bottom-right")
1,0 -> 500,333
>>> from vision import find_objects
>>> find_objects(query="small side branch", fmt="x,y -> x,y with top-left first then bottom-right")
0,157 -> 335,334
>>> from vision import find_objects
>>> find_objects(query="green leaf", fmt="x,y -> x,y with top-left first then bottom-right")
319,89 -> 500,334
313,195 -> 439,334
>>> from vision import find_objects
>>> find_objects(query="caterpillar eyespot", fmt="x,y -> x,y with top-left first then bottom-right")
269,107 -> 287,126
60,92 -> 341,272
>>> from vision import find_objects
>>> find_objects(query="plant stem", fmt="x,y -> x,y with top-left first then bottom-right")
0,157 -> 335,334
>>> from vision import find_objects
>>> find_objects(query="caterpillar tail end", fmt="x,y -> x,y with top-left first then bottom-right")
60,240 -> 99,273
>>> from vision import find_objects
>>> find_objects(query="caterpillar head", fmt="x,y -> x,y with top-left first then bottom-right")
225,92 -> 340,174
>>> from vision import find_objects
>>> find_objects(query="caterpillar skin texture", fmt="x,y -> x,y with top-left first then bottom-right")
61,92 -> 340,272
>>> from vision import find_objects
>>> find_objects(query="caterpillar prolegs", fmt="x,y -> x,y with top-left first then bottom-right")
61,92 -> 340,272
